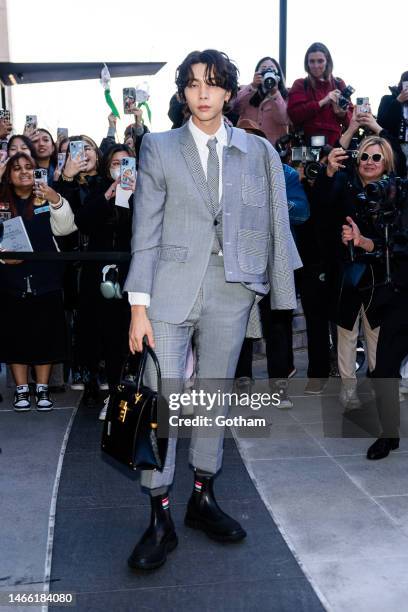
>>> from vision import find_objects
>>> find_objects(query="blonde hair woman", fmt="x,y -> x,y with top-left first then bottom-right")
313,135 -> 396,409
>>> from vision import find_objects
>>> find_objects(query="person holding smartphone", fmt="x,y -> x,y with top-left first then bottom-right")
60,144 -> 135,417
288,42 -> 353,146
0,153 -> 76,411
377,71 -> 408,175
232,56 -> 289,145
30,129 -> 58,185
54,135 -> 105,402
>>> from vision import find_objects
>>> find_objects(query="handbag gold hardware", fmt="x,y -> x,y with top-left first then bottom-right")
118,400 -> 129,423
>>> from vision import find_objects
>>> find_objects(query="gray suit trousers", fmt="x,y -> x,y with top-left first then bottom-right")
140,256 -> 255,490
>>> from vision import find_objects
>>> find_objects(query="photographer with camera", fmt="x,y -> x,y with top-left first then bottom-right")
377,71 -> 408,175
288,42 -> 353,146
232,57 -> 289,145
313,136 -> 395,410
341,173 -> 408,459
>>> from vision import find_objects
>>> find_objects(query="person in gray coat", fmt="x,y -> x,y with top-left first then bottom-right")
124,49 -> 301,570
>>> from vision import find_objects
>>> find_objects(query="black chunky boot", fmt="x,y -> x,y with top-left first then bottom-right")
184,473 -> 246,542
128,493 -> 177,570
367,437 -> 400,460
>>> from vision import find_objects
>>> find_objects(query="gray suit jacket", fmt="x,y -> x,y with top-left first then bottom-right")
124,122 -> 300,324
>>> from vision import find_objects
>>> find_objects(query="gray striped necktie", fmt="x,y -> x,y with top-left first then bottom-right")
206,137 -> 219,216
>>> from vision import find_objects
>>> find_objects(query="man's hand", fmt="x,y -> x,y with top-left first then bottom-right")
129,306 -> 155,353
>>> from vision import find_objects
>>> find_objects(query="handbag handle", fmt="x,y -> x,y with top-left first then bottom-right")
135,336 -> 162,398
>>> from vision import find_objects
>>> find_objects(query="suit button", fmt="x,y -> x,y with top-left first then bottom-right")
213,219 -> 218,226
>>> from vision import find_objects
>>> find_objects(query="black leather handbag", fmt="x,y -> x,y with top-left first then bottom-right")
101,341 -> 169,471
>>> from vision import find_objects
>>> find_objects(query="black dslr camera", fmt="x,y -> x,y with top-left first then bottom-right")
357,176 -> 408,219
338,85 -> 355,110
291,135 -> 326,180
355,177 -> 408,281
259,68 -> 280,93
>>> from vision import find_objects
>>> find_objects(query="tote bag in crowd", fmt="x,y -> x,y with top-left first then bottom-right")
101,339 -> 169,471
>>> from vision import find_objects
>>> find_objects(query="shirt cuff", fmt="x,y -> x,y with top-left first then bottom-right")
128,292 -> 150,307
107,126 -> 116,138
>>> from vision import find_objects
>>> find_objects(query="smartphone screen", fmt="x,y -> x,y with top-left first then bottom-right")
57,152 -> 66,171
25,115 -> 37,130
123,88 -> 137,114
120,157 -> 136,189
356,97 -> 370,114
34,168 -> 48,185
33,168 -> 48,205
69,140 -> 85,161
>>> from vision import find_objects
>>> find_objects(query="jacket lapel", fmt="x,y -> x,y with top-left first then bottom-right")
179,124 -> 212,211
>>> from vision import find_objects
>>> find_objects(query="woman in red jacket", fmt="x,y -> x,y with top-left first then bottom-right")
288,42 -> 352,146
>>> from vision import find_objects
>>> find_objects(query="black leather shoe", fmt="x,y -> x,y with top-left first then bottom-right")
185,474 -> 246,542
82,379 -> 100,407
367,437 -> 400,460
128,494 -> 177,570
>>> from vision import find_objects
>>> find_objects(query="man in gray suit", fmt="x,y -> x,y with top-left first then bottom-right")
124,49 -> 300,570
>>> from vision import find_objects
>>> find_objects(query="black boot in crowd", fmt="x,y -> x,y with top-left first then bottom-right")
184,471 -> 246,542
128,492 -> 177,570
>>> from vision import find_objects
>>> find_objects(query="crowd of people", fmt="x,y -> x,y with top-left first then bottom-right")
0,41 -> 408,464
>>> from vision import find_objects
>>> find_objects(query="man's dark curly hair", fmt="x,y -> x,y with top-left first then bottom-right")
175,49 -> 239,111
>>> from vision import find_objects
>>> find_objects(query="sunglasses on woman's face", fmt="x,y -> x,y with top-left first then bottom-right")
359,152 -> 384,163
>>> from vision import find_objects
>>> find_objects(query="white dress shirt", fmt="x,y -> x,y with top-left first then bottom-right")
128,117 -> 227,307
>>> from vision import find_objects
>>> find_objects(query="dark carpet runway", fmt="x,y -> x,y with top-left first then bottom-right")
49,403 -> 325,612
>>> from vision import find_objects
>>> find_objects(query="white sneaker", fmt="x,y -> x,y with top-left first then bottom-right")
99,395 -> 110,421
13,385 -> 31,411
35,385 -> 53,411
339,385 -> 361,409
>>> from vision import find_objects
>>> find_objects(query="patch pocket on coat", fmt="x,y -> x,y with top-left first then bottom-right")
159,245 -> 188,262
237,229 -> 269,274
241,174 -> 267,207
